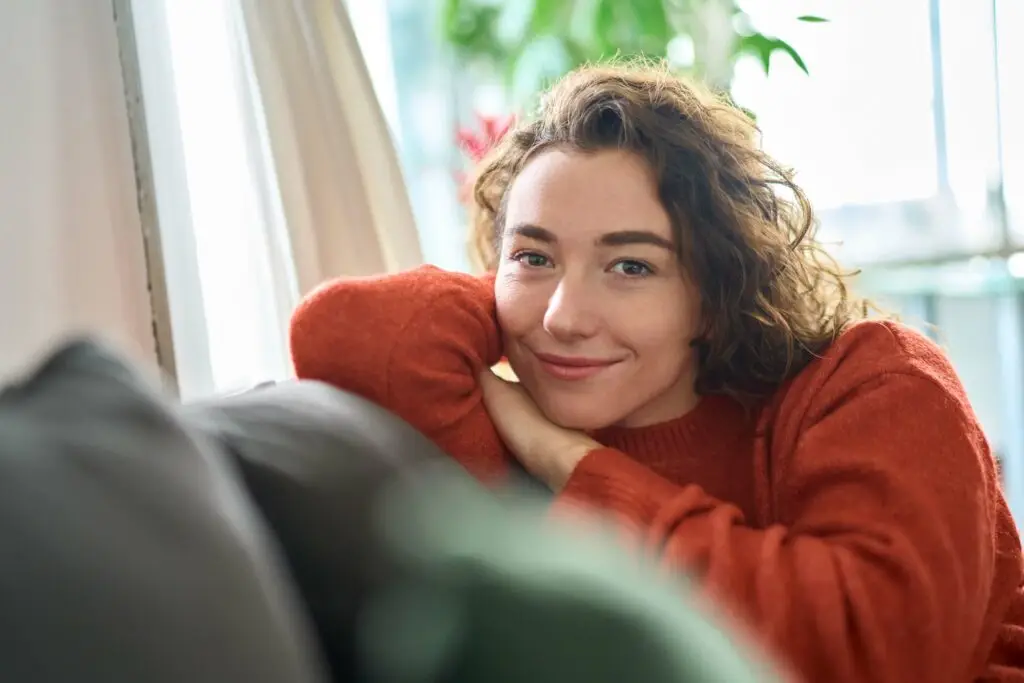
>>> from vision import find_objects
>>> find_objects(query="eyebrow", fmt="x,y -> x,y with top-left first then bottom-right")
505,222 -> 675,252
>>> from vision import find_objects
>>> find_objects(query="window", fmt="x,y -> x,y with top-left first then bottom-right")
370,0 -> 1019,267
733,0 -> 939,209
132,0 -> 296,398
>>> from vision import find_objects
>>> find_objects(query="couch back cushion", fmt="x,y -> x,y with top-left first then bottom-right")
0,339 -> 327,683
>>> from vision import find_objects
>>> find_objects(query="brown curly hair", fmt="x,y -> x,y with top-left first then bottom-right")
469,61 -> 872,402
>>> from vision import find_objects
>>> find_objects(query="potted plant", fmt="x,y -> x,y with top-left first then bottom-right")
440,0 -> 825,101
444,0 -> 826,268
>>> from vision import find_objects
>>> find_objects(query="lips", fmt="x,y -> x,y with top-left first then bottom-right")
533,352 -> 622,381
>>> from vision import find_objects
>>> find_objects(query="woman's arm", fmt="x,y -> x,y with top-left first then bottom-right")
551,371 -> 1020,683
289,265 -> 512,482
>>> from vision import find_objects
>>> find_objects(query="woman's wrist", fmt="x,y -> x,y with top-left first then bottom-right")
543,438 -> 601,491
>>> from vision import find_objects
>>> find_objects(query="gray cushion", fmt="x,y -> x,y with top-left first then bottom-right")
0,339 -> 327,683
183,382 -> 780,683
181,380 -> 462,679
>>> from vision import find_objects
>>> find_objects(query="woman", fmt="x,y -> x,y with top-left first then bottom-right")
289,63 -> 1024,681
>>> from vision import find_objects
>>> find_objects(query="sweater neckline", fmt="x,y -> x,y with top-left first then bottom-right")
591,394 -> 748,456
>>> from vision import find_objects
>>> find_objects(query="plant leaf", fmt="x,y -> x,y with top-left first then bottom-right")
443,4 -> 509,61
735,33 -> 773,74
440,0 -> 463,36
797,15 -> 828,23
509,36 -> 574,102
736,33 -> 809,75
631,0 -> 673,54
775,38 -> 808,74
595,0 -> 618,51
528,0 -> 566,34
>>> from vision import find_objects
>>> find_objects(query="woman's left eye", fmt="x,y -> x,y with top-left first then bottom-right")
610,260 -> 654,277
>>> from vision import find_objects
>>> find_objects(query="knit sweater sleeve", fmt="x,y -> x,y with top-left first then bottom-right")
552,337 -> 1019,682
288,265 -> 511,483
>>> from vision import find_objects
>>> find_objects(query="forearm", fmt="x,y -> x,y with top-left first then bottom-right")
290,270 -> 423,405
290,266 -> 511,483
551,447 -> 993,683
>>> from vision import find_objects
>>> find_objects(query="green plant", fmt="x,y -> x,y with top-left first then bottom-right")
440,0 -> 826,101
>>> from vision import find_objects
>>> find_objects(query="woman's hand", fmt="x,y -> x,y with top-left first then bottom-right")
479,370 -> 602,490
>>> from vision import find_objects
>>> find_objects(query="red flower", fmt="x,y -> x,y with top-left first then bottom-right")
457,113 -> 515,162
455,112 -> 515,205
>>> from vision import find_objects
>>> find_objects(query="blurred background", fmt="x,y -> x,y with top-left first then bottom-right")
2,0 -> 1023,516
360,0 -> 1024,514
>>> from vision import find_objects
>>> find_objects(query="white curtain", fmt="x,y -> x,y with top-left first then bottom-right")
235,0 -> 423,295
129,0 -> 421,398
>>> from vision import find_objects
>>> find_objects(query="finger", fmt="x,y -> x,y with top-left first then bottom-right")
479,371 -> 520,445
480,371 -> 536,426
479,369 -> 508,412
480,370 -> 530,402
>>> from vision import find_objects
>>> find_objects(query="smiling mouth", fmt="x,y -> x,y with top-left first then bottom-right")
532,352 -> 623,381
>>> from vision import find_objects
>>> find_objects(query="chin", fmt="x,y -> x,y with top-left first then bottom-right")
535,396 -> 623,432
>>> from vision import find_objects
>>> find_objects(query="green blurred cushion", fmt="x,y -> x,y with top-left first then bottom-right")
360,466 -> 783,683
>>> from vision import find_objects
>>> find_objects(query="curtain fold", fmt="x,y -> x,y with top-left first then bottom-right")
235,0 -> 423,296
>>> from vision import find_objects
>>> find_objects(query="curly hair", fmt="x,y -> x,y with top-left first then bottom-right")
468,61 -> 872,403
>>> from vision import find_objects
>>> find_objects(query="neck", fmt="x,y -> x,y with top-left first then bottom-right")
594,392 -> 747,457
613,374 -> 701,429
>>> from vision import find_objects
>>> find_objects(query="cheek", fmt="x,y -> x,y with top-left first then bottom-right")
494,271 -> 548,338
614,288 -> 700,360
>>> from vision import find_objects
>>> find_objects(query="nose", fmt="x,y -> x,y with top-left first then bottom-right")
542,276 -> 600,342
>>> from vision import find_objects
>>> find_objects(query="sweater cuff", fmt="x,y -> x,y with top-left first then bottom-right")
552,447 -> 683,527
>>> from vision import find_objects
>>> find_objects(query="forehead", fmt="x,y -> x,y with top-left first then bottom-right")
504,147 -> 673,242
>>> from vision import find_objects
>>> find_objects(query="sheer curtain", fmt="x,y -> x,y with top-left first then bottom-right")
236,0 -> 423,294
129,0 -> 420,399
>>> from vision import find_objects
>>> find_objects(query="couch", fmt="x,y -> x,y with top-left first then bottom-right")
0,338 -> 780,682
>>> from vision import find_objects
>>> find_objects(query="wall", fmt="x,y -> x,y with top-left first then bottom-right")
0,0 -> 156,382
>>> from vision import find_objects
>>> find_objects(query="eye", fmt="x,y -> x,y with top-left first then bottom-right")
512,251 -> 553,269
610,259 -> 654,277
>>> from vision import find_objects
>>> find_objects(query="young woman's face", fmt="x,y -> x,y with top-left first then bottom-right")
494,147 -> 702,430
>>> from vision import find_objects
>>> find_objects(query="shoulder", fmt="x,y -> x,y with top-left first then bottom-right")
290,265 -> 498,386
770,319 -> 974,428
813,319 -> 961,393
296,265 -> 492,311
292,265 -> 494,333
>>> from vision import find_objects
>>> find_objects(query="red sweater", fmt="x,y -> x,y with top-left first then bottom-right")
290,265 -> 1024,682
